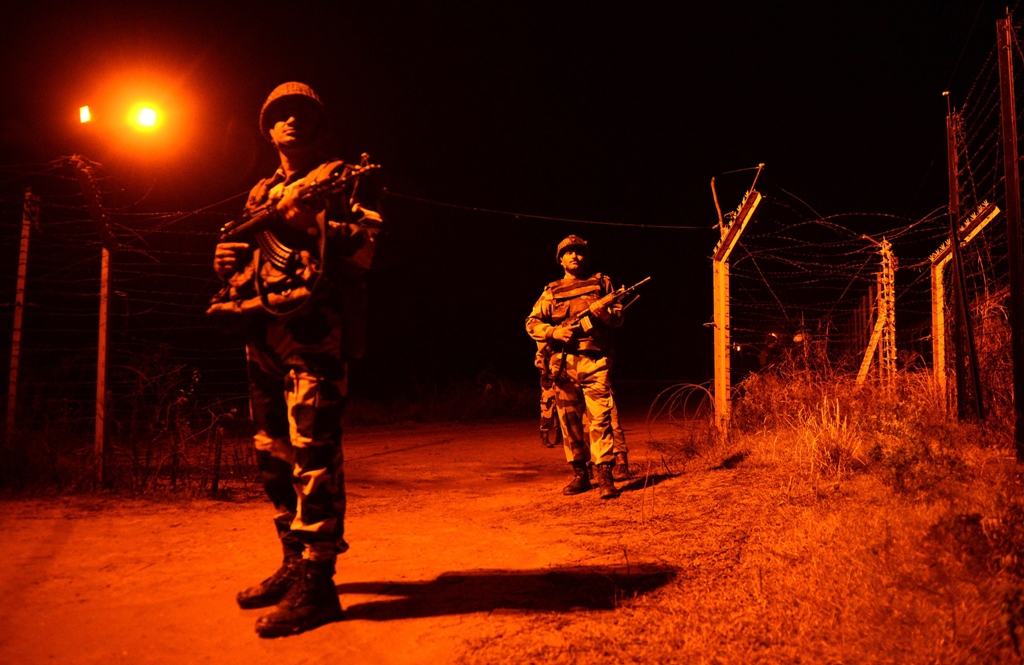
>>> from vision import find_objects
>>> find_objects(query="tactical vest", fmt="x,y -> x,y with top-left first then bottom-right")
548,275 -> 605,325
547,274 -> 613,355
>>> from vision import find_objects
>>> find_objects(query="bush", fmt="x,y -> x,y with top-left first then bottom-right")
724,360 -> 1004,494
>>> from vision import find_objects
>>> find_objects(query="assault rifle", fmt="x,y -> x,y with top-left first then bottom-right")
564,276 -> 651,333
218,157 -> 381,242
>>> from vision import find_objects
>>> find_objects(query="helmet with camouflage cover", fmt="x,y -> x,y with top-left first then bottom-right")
556,235 -> 589,264
259,82 -> 328,141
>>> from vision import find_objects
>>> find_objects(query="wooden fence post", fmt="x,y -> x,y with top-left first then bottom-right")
7,189 -> 38,445
997,14 -> 1024,459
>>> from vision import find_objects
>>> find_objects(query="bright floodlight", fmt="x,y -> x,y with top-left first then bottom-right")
80,106 -> 91,123
126,103 -> 162,132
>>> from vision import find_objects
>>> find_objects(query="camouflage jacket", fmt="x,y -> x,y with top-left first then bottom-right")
525,273 -> 623,356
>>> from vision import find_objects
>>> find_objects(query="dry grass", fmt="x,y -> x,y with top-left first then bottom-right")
460,370 -> 1024,664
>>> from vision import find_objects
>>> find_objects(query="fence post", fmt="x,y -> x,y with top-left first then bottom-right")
880,240 -> 897,381
997,14 -> 1024,459
96,246 -> 109,487
931,257 -> 947,401
68,155 -> 114,487
856,239 -> 896,384
712,187 -> 762,431
945,113 -> 986,420
7,189 -> 38,445
929,202 -> 1000,407
713,259 -> 730,430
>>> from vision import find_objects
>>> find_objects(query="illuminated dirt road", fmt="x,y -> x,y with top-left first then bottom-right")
0,416 -> 685,664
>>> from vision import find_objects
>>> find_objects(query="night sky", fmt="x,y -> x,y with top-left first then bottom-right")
0,1 -> 1008,392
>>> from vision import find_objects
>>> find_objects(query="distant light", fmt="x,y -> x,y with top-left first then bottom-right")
138,107 -> 157,127
80,106 -> 92,123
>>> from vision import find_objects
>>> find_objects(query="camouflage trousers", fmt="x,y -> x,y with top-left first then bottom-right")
248,348 -> 348,563
539,374 -> 562,447
540,377 -> 626,454
548,352 -> 616,465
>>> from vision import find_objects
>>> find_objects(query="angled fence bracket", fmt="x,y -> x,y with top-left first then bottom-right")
929,201 -> 999,404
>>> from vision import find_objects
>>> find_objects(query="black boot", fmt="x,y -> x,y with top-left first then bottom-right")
597,462 -> 619,500
236,551 -> 303,609
255,559 -> 344,638
562,461 -> 592,495
612,452 -> 630,481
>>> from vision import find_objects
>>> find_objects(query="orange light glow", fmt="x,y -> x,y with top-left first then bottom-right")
127,102 -> 162,132
80,106 -> 92,123
81,68 -> 196,160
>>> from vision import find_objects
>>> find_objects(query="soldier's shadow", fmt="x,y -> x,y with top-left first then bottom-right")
336,564 -> 676,620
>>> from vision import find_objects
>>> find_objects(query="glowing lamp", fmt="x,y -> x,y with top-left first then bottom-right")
127,103 -> 161,131
80,106 -> 92,123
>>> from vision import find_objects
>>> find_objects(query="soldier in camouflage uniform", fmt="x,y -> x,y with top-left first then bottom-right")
537,342 -> 631,481
526,235 -> 624,499
211,82 -> 381,637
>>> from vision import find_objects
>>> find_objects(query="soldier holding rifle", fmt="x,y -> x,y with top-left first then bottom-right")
526,235 -> 646,500
209,82 -> 381,637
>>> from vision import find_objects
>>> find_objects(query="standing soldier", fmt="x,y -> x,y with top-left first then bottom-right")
526,235 -> 624,499
208,82 -> 381,637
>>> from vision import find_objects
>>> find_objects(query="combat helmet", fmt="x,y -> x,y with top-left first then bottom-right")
259,82 -> 328,141
556,235 -> 589,264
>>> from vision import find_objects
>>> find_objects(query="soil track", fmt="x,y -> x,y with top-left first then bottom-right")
0,415 -> 691,664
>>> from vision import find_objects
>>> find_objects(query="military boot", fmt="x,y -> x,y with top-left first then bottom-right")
612,452 -> 631,481
255,559 -> 344,638
562,461 -> 592,495
236,547 -> 303,609
596,462 -> 619,500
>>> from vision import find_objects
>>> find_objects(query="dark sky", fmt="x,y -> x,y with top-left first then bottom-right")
0,1 -> 1008,388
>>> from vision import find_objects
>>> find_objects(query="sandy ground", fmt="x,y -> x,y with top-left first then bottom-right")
0,415 -> 682,664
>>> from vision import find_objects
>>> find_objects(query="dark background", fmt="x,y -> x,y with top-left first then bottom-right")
0,1 -> 1008,395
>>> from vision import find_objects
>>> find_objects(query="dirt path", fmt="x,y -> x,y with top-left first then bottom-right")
0,416 -> 689,664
